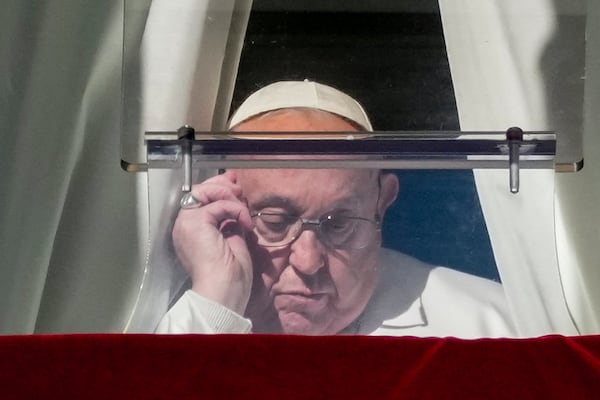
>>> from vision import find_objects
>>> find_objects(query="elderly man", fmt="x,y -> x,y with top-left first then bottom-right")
157,81 -> 517,337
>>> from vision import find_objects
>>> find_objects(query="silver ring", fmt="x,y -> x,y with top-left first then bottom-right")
180,192 -> 203,209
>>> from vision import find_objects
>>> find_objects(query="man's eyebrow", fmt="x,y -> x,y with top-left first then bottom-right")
251,193 -> 367,215
252,195 -> 300,214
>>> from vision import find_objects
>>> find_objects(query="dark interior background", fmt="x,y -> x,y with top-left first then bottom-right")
231,2 -> 500,281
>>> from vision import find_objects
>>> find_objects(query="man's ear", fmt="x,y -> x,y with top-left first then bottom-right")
377,173 -> 399,218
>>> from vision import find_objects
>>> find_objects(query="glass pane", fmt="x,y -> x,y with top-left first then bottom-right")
125,165 -> 218,333
131,167 -> 511,337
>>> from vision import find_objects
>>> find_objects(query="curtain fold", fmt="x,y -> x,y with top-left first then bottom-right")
124,0 -> 252,332
0,1 -> 130,334
0,0 -> 251,334
439,0 -> 587,336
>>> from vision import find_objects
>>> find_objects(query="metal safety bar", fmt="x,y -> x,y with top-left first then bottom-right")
130,126 -> 583,194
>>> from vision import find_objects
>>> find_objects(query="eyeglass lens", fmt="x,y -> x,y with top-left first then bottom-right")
252,213 -> 377,249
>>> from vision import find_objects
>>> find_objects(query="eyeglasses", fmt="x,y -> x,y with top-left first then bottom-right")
250,212 -> 381,250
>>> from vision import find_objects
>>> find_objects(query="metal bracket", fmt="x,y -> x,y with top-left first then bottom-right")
506,127 -> 524,194
177,125 -> 196,192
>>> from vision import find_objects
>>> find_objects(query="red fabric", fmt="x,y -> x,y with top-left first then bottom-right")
1,334 -> 600,399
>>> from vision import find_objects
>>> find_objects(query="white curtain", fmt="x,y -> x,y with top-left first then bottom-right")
0,0 -> 251,334
440,0 -> 599,335
123,0 -> 252,332
554,0 -> 600,335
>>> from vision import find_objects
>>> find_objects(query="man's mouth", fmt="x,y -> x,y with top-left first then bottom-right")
273,292 -> 330,314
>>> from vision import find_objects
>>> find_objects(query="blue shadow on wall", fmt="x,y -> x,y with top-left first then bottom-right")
381,170 -> 500,282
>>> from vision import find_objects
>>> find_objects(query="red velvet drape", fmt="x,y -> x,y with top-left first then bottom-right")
2,334 -> 599,399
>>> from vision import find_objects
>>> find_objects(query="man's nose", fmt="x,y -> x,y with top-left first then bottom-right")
289,229 -> 326,275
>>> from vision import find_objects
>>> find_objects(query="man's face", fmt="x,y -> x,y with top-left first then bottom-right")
233,109 -> 398,334
238,168 -> 384,334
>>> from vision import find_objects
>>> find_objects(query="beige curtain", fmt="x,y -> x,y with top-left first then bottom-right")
0,0 -> 251,334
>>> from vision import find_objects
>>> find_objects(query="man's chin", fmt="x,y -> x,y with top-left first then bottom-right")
278,311 -> 329,335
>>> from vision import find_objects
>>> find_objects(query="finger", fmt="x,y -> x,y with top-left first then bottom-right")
204,200 -> 253,232
200,171 -> 241,192
185,182 -> 244,206
222,169 -> 237,183
178,199 -> 253,232
221,219 -> 245,239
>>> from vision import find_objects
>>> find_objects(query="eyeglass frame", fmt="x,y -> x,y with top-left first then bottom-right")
248,173 -> 385,250
249,211 -> 381,249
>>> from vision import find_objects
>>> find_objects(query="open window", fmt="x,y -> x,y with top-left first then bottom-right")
120,0 -> 593,337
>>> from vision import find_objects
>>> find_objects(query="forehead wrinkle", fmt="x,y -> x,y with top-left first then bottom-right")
239,169 -> 379,216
